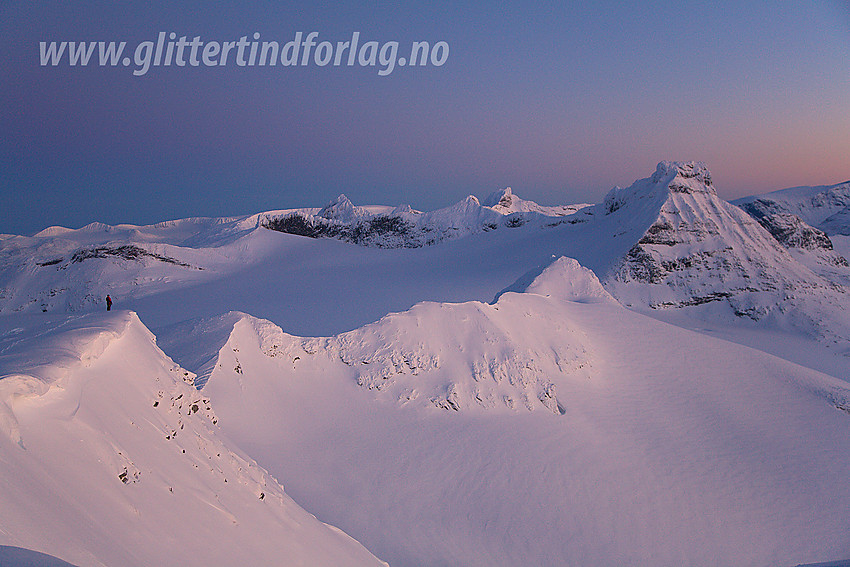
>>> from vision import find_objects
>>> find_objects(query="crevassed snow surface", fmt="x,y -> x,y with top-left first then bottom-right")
1,161 -> 850,566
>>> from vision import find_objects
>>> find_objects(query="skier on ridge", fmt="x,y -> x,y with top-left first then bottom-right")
106,294 -> 112,311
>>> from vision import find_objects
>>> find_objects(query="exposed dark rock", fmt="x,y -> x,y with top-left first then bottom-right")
261,214 -> 337,239
621,245 -> 666,284
737,198 -> 788,220
755,213 -> 834,251
37,258 -> 63,267
70,245 -> 192,267
262,212 -> 419,248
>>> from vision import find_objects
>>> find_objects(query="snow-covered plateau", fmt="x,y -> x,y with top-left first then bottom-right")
1,161 -> 849,566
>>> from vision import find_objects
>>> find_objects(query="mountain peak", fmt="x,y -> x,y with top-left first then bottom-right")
525,257 -> 618,304
604,161 -> 715,214
318,194 -> 358,221
482,187 -> 513,208
651,161 -> 715,195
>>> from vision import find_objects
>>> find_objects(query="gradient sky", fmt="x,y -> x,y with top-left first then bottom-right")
2,1 -> 849,235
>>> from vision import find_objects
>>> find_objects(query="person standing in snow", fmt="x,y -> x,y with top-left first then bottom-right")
106,295 -> 112,311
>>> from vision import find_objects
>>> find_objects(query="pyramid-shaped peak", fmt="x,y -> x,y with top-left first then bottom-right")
604,161 -> 718,214
318,194 -> 357,220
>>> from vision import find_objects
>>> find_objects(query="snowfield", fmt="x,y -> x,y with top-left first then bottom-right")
1,161 -> 849,566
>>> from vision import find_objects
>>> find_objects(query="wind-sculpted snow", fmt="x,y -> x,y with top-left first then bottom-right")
181,258 -> 617,414
185,286 -> 598,416
0,311 -> 386,567
168,257 -> 630,418
175,260 -> 850,567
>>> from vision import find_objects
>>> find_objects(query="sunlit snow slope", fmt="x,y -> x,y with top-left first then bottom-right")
165,259 -> 850,567
0,311 -> 386,567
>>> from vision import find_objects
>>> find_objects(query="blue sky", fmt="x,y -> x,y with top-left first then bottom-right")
2,1 -> 849,235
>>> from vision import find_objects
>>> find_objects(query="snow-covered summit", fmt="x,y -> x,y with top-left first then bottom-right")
524,257 -> 619,304
482,186 -> 515,208
317,194 -> 369,222
603,160 -> 714,215
651,160 -> 714,193
481,186 -> 588,216
592,162 -> 850,348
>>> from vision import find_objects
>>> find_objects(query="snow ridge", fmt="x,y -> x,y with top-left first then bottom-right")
0,311 -> 386,567
190,262 -> 607,416
183,262 -> 850,567
259,190 -> 584,248
734,180 -> 850,234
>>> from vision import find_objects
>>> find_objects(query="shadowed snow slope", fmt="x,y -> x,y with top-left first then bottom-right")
169,259 -> 850,567
0,311 -> 385,567
0,546 -> 80,567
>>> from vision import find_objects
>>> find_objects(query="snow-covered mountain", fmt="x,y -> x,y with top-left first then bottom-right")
258,190 -> 588,248
593,161 -> 850,347
2,161 -> 850,566
6,163 -> 848,347
481,186 -> 591,216
2,161 -> 849,357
